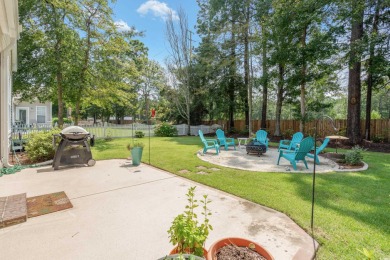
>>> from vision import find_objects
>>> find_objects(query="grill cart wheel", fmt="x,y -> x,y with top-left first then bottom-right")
87,159 -> 96,166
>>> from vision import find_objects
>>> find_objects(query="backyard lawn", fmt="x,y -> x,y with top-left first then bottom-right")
92,136 -> 390,259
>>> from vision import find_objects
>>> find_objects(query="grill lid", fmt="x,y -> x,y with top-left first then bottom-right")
60,126 -> 90,139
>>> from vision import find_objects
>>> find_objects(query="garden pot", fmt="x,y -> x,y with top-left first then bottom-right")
131,147 -> 143,166
169,246 -> 208,258
207,237 -> 274,260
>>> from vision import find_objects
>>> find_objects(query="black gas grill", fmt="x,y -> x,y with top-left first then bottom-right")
52,126 -> 96,170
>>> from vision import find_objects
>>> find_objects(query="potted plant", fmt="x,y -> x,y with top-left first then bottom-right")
126,142 -> 144,166
167,186 -> 212,258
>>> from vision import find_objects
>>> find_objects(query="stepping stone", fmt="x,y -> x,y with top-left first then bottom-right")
0,193 -> 27,229
196,166 -> 207,170
178,169 -> 190,174
196,171 -> 208,175
209,168 -> 221,171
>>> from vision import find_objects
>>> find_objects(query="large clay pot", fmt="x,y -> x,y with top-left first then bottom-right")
207,237 -> 274,260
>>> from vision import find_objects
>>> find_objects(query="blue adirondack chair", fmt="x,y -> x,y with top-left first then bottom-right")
306,138 -> 330,164
277,137 -> 315,170
199,130 -> 220,155
278,132 -> 304,151
216,129 -> 236,150
255,130 -> 269,150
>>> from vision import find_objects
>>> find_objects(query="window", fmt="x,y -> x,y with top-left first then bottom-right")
36,106 -> 46,123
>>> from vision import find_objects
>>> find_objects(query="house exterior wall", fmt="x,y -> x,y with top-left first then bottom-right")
13,101 -> 53,125
1,0 -> 20,167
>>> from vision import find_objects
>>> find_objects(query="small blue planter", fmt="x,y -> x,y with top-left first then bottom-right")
131,147 -> 143,166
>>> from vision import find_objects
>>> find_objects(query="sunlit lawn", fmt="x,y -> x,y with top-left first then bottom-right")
92,136 -> 390,259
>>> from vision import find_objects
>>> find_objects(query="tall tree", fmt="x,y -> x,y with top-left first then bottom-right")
14,0 -> 80,127
347,0 -> 364,144
165,8 -> 192,135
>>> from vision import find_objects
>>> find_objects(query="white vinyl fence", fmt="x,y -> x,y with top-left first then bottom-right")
12,123 -> 216,141
174,124 -> 215,136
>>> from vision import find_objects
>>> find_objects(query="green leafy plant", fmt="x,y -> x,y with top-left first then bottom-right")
154,123 -> 178,137
126,142 -> 145,151
25,128 -> 61,163
283,128 -> 294,139
372,135 -> 384,143
52,117 -> 72,126
135,131 -> 145,138
167,186 -> 212,257
345,145 -> 366,166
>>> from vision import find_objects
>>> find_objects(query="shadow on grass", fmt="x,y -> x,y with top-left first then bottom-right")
287,153 -> 390,236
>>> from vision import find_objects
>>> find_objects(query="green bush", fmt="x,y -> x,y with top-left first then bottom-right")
135,131 -> 145,138
52,117 -> 72,126
345,145 -> 366,166
25,128 -> 61,163
372,136 -> 384,143
154,123 -> 178,137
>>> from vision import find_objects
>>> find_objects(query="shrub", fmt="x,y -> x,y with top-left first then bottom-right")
283,128 -> 294,139
52,117 -> 72,126
135,131 -> 145,138
372,136 -> 384,143
25,128 -> 61,163
154,123 -> 178,137
345,145 -> 366,166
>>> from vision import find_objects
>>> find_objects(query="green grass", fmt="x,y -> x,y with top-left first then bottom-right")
92,137 -> 390,259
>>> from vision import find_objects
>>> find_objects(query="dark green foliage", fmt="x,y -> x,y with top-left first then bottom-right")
52,117 -> 72,126
345,145 -> 366,165
25,128 -> 61,163
135,131 -> 145,138
154,123 -> 178,137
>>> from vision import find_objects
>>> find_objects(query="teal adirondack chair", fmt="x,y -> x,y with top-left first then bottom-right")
255,130 -> 269,150
199,130 -> 220,155
216,129 -> 236,150
277,137 -> 315,170
278,132 -> 304,151
306,138 -> 330,164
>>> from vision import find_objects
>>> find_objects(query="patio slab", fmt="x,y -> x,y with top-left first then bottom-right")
198,147 -> 368,173
0,160 -> 317,259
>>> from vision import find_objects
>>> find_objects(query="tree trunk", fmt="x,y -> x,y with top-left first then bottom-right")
244,1 -> 251,136
347,1 -> 364,144
365,0 -> 381,140
261,24 -> 268,130
274,63 -> 284,136
299,25 -> 307,133
228,20 -> 237,131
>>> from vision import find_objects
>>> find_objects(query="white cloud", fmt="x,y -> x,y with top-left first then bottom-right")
137,0 -> 178,21
114,20 -> 132,32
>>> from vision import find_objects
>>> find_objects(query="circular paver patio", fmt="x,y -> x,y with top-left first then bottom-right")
197,147 -> 368,173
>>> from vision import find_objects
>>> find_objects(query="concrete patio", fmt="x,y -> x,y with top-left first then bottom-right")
0,160 -> 317,259
198,147 -> 368,173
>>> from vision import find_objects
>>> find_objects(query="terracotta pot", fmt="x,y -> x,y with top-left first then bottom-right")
170,246 -> 208,258
207,237 -> 274,260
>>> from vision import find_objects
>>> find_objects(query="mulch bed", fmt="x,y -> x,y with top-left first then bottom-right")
216,244 -> 267,260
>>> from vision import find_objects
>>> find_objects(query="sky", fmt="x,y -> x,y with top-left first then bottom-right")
111,0 -> 200,65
